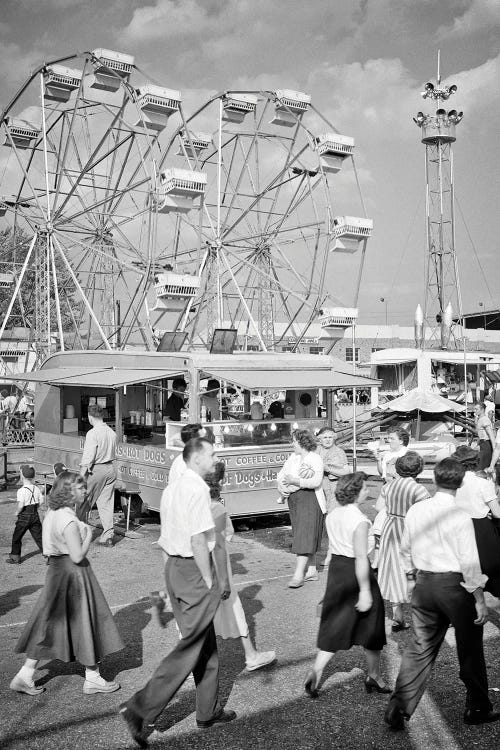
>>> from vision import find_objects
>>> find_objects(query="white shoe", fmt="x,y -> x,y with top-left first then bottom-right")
10,675 -> 45,695
83,678 -> 120,694
245,651 -> 277,672
304,571 -> 319,582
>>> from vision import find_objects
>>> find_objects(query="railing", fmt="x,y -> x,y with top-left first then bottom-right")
3,427 -> 35,446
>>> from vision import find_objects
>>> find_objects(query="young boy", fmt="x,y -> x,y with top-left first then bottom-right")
6,465 -> 44,564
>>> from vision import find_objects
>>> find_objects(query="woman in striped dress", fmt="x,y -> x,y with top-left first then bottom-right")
377,452 -> 430,631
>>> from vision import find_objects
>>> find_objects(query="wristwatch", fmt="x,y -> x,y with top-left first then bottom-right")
406,571 -> 417,581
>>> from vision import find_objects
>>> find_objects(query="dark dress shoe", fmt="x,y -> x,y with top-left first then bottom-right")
384,701 -> 407,731
464,709 -> 500,725
365,676 -> 392,694
119,703 -> 149,748
6,555 -> 21,564
197,708 -> 237,729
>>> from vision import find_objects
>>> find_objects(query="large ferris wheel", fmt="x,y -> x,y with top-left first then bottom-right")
0,49 -> 372,360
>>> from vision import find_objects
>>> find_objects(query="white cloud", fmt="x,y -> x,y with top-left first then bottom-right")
437,0 -> 500,39
120,0 -> 213,43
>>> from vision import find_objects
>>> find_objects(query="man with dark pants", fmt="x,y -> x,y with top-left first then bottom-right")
120,438 -> 236,747
385,458 -> 499,731
79,403 -> 117,547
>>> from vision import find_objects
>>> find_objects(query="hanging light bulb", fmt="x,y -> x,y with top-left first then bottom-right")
247,424 -> 254,432
270,422 -> 277,431
292,421 -> 299,429
223,425 -> 230,433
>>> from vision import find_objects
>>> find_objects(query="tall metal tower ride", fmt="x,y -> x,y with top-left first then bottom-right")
413,53 -> 464,349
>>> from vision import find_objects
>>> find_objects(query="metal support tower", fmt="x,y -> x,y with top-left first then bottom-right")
204,244 -> 219,346
34,231 -> 52,366
256,246 -> 275,350
98,232 -> 117,348
413,54 -> 464,349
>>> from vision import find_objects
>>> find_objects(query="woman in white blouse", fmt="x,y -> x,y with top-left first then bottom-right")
304,472 -> 389,698
277,429 -> 325,588
10,471 -> 123,696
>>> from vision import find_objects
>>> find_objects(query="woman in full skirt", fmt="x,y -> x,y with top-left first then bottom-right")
10,471 -> 124,697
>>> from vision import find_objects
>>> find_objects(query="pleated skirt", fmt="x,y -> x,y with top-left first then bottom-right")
377,515 -> 407,603
473,517 -> 500,598
288,488 -> 324,556
15,555 -> 124,665
318,555 -> 386,652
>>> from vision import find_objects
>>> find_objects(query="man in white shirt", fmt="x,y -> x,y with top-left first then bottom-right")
385,458 -> 499,731
79,404 -> 117,547
120,438 -> 236,747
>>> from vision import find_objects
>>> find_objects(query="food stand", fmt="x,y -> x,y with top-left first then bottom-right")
25,350 -> 379,516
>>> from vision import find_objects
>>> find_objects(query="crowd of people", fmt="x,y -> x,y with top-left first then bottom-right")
5,411 -> 500,744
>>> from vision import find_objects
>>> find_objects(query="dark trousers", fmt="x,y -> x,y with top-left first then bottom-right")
11,506 -> 43,557
478,440 -> 493,471
391,572 -> 492,716
127,556 -> 221,726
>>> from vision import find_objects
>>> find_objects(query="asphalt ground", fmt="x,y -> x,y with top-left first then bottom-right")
1,482 -> 500,750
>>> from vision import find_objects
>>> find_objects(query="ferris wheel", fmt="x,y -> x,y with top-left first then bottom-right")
0,49 -> 175,359
149,89 -> 372,351
0,50 -> 372,359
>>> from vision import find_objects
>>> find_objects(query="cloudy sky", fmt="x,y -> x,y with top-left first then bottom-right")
1,0 -> 499,325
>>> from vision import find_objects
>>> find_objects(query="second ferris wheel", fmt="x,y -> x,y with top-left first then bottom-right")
150,88 -> 372,351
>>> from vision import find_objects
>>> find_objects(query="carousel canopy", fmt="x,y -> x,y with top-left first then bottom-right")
379,388 -> 466,414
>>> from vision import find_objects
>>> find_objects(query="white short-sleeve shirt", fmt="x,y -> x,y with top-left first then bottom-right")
158,468 -> 215,557
168,453 -> 186,484
42,507 -> 79,556
455,471 -> 497,519
326,503 -> 374,557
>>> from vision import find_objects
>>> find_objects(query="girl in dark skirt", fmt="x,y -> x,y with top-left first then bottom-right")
10,471 -> 124,697
277,429 -> 325,588
304,472 -> 389,698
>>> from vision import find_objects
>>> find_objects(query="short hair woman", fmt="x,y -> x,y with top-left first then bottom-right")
277,429 -> 325,588
10,471 -> 123,696
304,472 -> 389,698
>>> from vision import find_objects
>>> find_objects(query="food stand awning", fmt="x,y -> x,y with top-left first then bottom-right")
0,367 -> 184,388
203,368 -> 380,390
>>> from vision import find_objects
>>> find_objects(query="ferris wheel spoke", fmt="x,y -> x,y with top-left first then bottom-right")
56,175 -> 149,228
56,229 -> 146,275
224,245 -> 314,310
50,67 -> 91,213
52,104 -> 127,221
218,103 -> 270,236
218,247 -> 266,350
44,131 -> 100,234
221,141 -> 309,241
